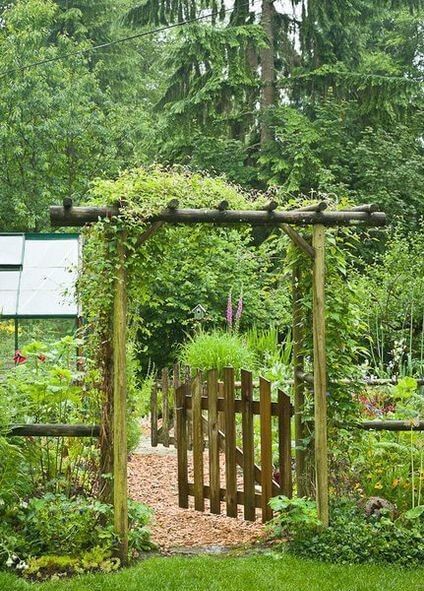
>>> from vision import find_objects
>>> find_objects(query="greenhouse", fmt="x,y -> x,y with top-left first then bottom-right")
0,233 -> 79,368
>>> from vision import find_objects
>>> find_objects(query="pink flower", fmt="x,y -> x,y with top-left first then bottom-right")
226,292 -> 233,328
13,350 -> 27,365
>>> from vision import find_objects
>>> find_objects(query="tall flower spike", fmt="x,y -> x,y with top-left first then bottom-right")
226,291 -> 233,329
234,293 -> 243,333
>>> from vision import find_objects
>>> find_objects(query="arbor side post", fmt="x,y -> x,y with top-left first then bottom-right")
312,224 -> 329,527
292,265 -> 307,497
113,233 -> 129,564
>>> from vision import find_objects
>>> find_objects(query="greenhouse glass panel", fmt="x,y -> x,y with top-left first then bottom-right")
0,291 -> 19,316
23,239 -> 78,268
18,290 -> 76,316
0,234 -> 79,318
0,271 -> 20,291
0,234 -> 24,269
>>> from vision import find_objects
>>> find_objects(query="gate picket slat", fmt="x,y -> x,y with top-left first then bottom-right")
260,377 -> 273,523
162,369 -> 169,447
278,390 -> 293,497
192,373 -> 205,511
223,367 -> 237,518
207,370 -> 220,514
150,383 -> 158,447
241,369 -> 255,521
176,384 -> 188,508
173,364 -> 180,443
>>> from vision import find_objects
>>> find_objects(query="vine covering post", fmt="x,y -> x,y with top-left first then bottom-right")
312,224 -> 329,527
113,232 -> 129,563
292,264 -> 306,497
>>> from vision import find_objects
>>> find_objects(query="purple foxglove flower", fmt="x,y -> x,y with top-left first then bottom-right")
226,292 -> 233,328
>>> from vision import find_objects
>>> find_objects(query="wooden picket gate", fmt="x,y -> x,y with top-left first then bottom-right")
175,368 -> 293,523
150,366 -> 181,448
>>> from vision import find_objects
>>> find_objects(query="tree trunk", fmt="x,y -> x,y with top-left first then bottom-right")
260,0 -> 276,147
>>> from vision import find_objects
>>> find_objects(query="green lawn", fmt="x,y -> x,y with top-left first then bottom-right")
1,554 -> 423,591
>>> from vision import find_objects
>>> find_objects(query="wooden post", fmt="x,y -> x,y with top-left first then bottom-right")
176,384 -> 189,508
192,372 -> 205,511
278,390 -> 293,498
312,224 -> 329,527
207,370 -> 220,514
259,377 -> 273,523
150,382 -> 158,447
162,369 -> 169,447
223,367 -> 237,518
292,265 -> 306,496
173,363 -> 180,443
241,369 -> 255,521
113,233 -> 129,563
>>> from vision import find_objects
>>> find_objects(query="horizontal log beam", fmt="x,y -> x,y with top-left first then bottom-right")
7,424 -> 100,437
296,370 -> 424,387
50,206 -> 387,228
359,420 -> 424,431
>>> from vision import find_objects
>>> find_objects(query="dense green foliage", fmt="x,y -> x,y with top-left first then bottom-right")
0,0 -> 422,230
0,494 -> 151,575
270,497 -> 424,567
0,339 -> 152,572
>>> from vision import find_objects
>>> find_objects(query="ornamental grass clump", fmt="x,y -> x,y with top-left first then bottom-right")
179,330 -> 255,376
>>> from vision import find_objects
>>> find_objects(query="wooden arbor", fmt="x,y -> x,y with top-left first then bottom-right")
50,200 -> 387,560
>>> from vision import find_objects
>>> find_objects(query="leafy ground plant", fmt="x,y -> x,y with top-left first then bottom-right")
1,494 -> 152,576
270,496 -> 424,567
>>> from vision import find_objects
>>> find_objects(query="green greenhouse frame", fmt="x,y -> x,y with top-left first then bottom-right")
0,233 -> 80,357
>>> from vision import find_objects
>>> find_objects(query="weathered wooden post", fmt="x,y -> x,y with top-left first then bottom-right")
312,224 -> 329,526
113,232 -> 129,563
292,264 -> 307,497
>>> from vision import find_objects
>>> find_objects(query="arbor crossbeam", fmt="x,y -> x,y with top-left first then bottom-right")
50,205 -> 387,228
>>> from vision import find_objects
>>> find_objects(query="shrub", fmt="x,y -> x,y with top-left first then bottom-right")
269,496 -> 321,540
0,494 -> 152,570
270,497 -> 424,567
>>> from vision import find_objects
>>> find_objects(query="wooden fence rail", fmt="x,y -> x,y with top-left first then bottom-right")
6,424 -> 100,437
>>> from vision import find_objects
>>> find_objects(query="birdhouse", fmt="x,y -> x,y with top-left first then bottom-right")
191,304 -> 207,321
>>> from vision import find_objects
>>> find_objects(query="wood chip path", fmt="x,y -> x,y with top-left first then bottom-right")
128,430 -> 265,551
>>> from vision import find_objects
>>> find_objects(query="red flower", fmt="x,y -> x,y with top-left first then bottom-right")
13,350 -> 27,364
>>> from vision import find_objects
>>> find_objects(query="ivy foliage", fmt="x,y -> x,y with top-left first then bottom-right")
81,167 -> 280,369
89,165 -> 266,222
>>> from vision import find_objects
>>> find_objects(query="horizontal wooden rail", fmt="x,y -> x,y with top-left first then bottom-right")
50,206 -> 387,228
200,416 -> 280,496
359,420 -> 424,431
6,424 -> 100,437
184,394 -> 283,417
296,370 -> 424,387
187,483 -> 263,509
